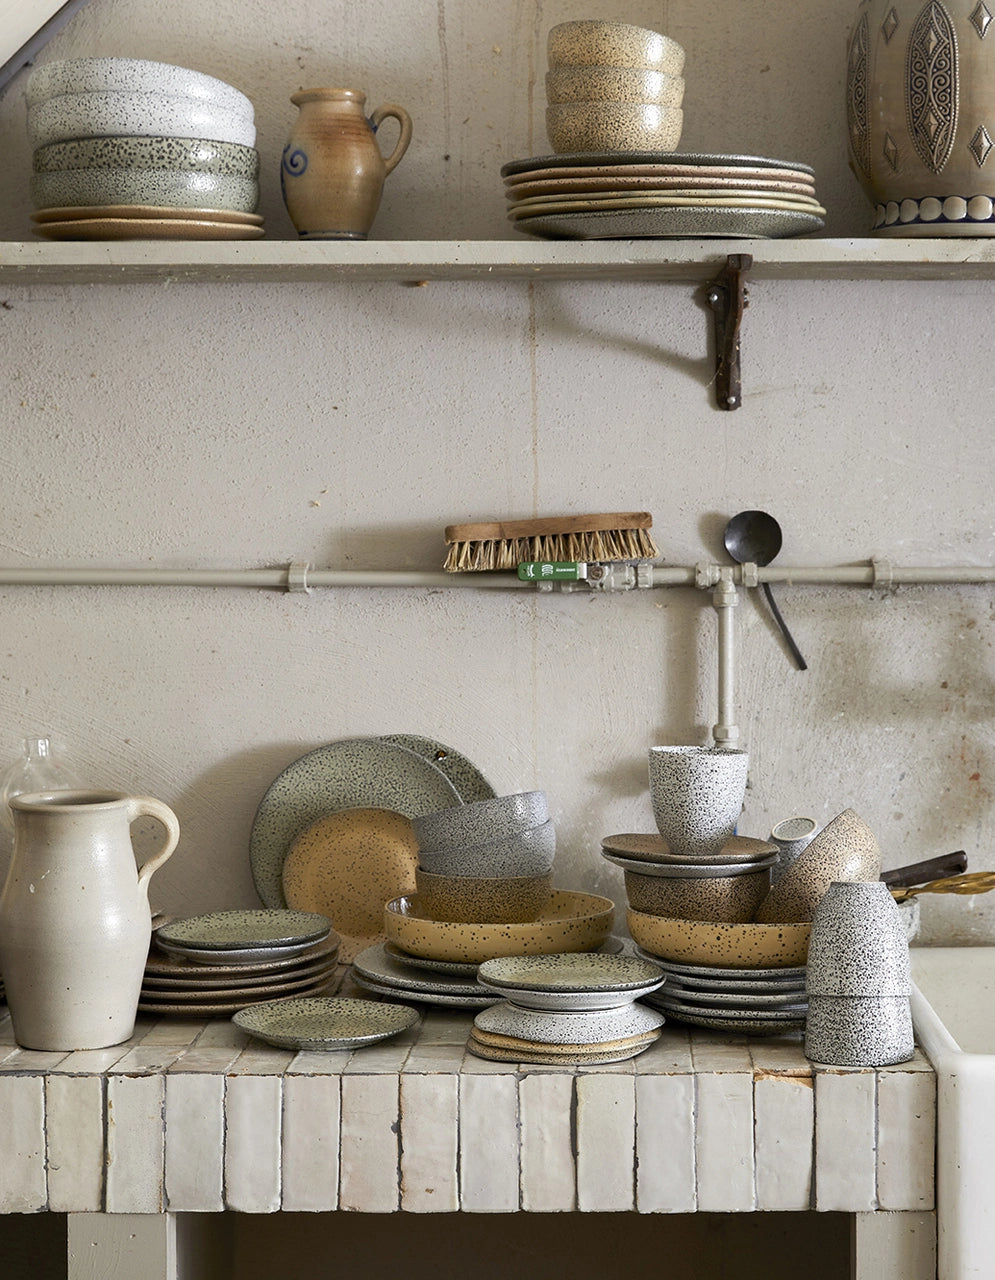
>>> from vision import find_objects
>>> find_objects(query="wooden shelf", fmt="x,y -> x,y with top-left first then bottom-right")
3,236 -> 995,285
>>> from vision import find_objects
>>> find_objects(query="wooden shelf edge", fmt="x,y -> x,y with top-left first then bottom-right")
2,236 -> 995,284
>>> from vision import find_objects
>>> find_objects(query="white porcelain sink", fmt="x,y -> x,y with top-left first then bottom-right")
910,946 -> 995,1280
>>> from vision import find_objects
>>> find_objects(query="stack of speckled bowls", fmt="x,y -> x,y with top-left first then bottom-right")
26,57 -> 263,240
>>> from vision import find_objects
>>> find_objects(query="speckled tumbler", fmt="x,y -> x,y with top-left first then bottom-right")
647,746 -> 748,857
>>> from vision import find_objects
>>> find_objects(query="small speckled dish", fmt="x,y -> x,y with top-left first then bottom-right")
411,790 -> 548,849
232,995 -> 419,1051
414,868 -> 552,923
384,890 -> 614,963
627,908 -> 811,968
416,819 -> 556,878
754,808 -> 881,923
156,909 -> 332,951
477,952 -> 664,1011
601,832 -> 777,866
621,864 -> 772,923
546,103 -> 683,155
547,20 -> 686,73
466,1036 -> 659,1065
474,996 -> 664,1044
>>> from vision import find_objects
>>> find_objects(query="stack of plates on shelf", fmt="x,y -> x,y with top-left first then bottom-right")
351,940 -> 501,1008
249,734 -> 495,962
637,951 -> 808,1035
141,908 -> 341,1016
468,952 -> 666,1063
501,151 -> 826,239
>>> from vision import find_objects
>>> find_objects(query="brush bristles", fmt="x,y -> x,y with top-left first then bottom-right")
444,526 -> 660,572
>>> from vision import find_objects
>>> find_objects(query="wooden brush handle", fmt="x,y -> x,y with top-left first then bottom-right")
444,512 -> 653,543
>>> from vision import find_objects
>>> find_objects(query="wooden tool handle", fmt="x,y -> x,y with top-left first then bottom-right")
881,851 -> 967,888
444,512 -> 653,543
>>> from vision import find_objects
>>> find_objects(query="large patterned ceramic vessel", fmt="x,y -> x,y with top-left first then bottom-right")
846,0 -> 995,232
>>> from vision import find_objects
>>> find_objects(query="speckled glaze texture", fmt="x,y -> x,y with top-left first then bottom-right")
411,790 -> 548,848
478,952 -> 662,992
627,907 -> 811,968
466,1036 -> 657,1064
755,808 -> 881,923
27,93 -> 257,149
601,848 -> 776,878
470,1026 -> 658,1054
622,864 -> 771,922
805,880 -> 911,996
546,103 -> 683,154
647,746 -> 749,857
232,994 -> 419,1051
804,993 -> 914,1066
384,890 -> 614,963
27,57 -> 255,116
378,734 -> 496,803
601,831 -> 776,865
33,136 -> 260,177
474,995 -> 664,1044
545,67 -> 685,105
30,169 -> 259,212
414,868 -> 552,923
156,909 -> 331,950
769,816 -> 820,884
351,941 -> 489,997
547,20 -> 686,73
415,819 -> 556,878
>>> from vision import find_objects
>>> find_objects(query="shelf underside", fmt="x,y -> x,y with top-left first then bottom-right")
2,237 -> 995,284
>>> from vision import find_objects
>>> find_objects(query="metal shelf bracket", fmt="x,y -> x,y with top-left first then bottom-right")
706,252 -> 752,410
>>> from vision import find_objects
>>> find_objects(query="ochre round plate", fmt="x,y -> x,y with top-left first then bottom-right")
32,204 -> 263,224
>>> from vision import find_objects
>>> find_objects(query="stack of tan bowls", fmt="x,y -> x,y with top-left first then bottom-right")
545,20 -> 686,153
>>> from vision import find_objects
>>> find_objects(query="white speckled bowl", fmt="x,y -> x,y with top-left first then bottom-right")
414,868 -> 552,923
547,20 -> 686,73
546,102 -> 683,154
411,790 -> 548,849
27,58 -> 254,118
755,808 -> 881,923
415,818 -> 556,878
545,67 -> 684,106
627,907 -> 811,968
30,168 -> 259,212
384,890 -> 614,963
33,135 -> 260,177
622,864 -> 771,923
27,92 -> 257,148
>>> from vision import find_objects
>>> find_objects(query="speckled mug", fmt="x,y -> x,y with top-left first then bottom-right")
647,746 -> 749,857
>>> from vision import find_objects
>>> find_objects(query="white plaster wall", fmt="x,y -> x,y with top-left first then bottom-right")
0,0 -> 991,945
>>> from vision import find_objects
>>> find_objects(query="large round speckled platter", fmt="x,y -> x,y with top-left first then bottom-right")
513,206 -> 824,240
143,950 -> 340,991
139,965 -> 342,1005
233,995 -> 419,1050
351,975 -> 498,1008
640,994 -> 806,1037
250,738 -> 462,909
156,908 -> 332,951
470,1026 -> 660,1055
627,908 -> 811,968
138,971 -> 341,1017
378,734 -> 496,803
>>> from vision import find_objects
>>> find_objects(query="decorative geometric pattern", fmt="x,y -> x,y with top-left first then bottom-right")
970,123 -> 993,164
882,6 -> 901,40
884,131 -> 900,169
969,1 -> 993,36
847,14 -> 871,177
872,192 -> 995,227
905,0 -> 959,173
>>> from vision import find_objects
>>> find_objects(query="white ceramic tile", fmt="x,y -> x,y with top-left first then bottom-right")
458,1070 -> 519,1212
0,1075 -> 46,1212
634,1072 -> 696,1213
45,1073 -> 104,1211
105,1072 -> 166,1213
192,1020 -> 251,1049
0,1048 -> 69,1072
576,1072 -> 635,1211
224,1073 -> 283,1212
282,1073 -> 340,1212
520,1072 -> 575,1212
417,1010 -> 475,1044
288,1049 -> 354,1074
634,1026 -> 694,1073
877,1069 -> 935,1210
815,1070 -> 877,1211
400,1071 -> 459,1212
139,1018 -> 207,1046
339,1073 -> 400,1212
164,1072 -> 226,1212
342,1040 -> 414,1074
754,1072 -> 814,1210
403,1042 -> 467,1073
695,1068 -> 755,1211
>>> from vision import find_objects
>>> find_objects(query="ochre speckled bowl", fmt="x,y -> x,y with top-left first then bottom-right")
414,868 -> 552,923
546,102 -> 683,155
626,908 -> 811,968
547,21 -> 686,73
755,808 -> 881,924
384,890 -> 614,963
622,864 -> 771,923
545,67 -> 685,106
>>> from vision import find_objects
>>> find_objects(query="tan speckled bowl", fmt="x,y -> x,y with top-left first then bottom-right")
384,889 -> 614,963
623,865 -> 771,923
547,21 -> 686,73
545,67 -> 685,106
414,868 -> 553,923
546,102 -> 683,155
755,808 -> 881,924
626,908 -> 811,968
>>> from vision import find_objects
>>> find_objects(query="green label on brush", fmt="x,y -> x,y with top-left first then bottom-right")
517,561 -> 582,581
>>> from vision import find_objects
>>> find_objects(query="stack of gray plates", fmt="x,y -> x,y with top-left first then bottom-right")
637,950 -> 807,1035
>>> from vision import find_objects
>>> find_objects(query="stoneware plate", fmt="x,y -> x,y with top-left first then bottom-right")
474,997 -> 664,1045
601,849 -> 778,878
643,1002 -> 805,1036
156,908 -> 333,951
649,983 -> 808,1010
139,965 -> 341,1004
249,738 -> 462,908
232,995 -> 419,1050
31,204 -> 264,224
506,175 -> 817,200
33,217 -> 265,240
478,952 -> 663,993
513,206 -> 825,239
466,1035 -> 659,1065
352,941 -> 488,997
634,948 -> 807,983
154,936 -> 332,965
350,974 -> 499,1008
142,954 -> 340,990
378,734 -> 496,803
382,933 -> 625,977
383,889 -> 615,964
601,833 -> 778,865
508,195 -> 826,218
627,908 -> 811,968
281,807 -> 420,962
500,151 -> 816,178
137,972 -> 341,1017
469,1026 -> 660,1054
143,933 -> 340,979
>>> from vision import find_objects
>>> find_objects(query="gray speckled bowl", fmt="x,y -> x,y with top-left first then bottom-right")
547,21 -> 686,73
414,868 -> 552,923
411,790 -> 548,849
27,92 -> 257,148
416,818 -> 556,878
30,168 -> 259,212
33,135 -> 260,177
27,58 -> 254,118
546,67 -> 684,106
546,102 -> 683,155
755,808 -> 881,923
623,864 -> 771,922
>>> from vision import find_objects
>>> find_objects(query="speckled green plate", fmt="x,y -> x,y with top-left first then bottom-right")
249,738 -> 462,908
352,941 -> 489,997
513,205 -> 824,240
378,734 -> 496,803
156,908 -> 332,951
232,995 -> 420,1050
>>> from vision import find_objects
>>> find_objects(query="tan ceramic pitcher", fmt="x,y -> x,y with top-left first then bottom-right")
0,790 -> 179,1050
281,87 -> 412,239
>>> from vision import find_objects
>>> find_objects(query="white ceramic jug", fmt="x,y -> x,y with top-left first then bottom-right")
0,790 -> 179,1050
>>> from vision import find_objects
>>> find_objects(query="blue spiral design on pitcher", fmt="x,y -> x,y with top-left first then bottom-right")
281,146 -> 308,177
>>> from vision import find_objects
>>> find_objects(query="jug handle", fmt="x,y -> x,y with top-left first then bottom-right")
126,796 -> 181,890
370,103 -> 412,175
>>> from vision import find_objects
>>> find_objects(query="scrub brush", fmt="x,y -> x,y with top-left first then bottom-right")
443,511 -> 659,572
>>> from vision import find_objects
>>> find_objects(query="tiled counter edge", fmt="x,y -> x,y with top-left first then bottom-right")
0,1003 -> 935,1217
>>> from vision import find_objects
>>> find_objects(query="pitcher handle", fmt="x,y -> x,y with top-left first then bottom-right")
370,103 -> 412,175
126,796 -> 180,890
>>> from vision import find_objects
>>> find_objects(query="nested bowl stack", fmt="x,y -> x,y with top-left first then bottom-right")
25,57 -> 263,240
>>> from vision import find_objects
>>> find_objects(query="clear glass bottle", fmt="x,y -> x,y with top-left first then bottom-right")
0,736 -> 80,839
